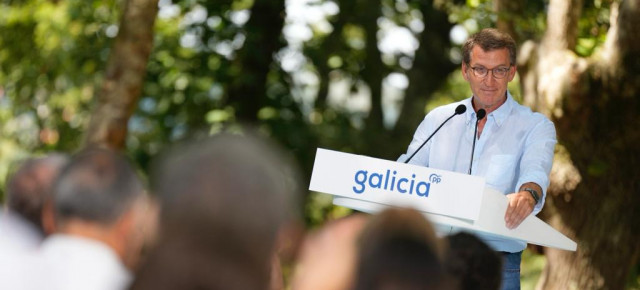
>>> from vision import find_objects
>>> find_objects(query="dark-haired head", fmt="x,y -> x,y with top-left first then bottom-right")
52,147 -> 144,226
132,131 -> 304,290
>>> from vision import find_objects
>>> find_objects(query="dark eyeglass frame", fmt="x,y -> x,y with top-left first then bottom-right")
468,65 -> 512,79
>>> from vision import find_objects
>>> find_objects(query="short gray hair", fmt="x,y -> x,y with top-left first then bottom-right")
53,147 -> 144,225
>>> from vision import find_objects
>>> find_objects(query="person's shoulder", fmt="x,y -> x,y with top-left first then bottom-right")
511,101 -> 552,123
509,102 -> 556,137
0,211 -> 43,250
426,99 -> 468,119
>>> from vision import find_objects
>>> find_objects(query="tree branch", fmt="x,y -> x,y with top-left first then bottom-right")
541,0 -> 584,52
84,0 -> 159,149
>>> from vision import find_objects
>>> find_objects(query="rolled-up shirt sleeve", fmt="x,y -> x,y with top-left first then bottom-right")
516,115 -> 557,215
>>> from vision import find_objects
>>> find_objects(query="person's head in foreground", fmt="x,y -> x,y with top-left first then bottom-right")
290,214 -> 370,290
445,232 -> 503,290
130,131 -> 304,290
353,208 -> 453,290
41,147 -> 149,290
5,154 -> 69,236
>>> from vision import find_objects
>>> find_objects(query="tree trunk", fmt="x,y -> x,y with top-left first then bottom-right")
360,0 -> 385,135
493,0 -> 523,43
310,0 -> 354,111
517,0 -> 640,289
228,0 -> 286,123
394,0 -> 456,149
84,0 -> 159,149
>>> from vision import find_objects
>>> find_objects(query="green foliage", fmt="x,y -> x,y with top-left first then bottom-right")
0,0 -> 598,213
628,261 -> 640,289
0,0 -> 120,197
445,0 -> 495,30
428,69 -> 472,112
521,249 -> 546,290
1,0 -> 637,286
0,0 -> 620,234
576,0 -> 612,57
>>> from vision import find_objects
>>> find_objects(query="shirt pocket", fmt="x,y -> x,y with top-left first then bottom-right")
484,154 -> 517,191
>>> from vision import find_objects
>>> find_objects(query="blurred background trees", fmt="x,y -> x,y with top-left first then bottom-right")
0,0 -> 637,288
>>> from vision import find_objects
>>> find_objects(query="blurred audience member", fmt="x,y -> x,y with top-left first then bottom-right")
130,132 -> 304,290
2,154 -> 69,245
37,147 -> 148,290
291,214 -> 369,290
445,232 -> 503,290
353,208 -> 452,290
0,154 -> 69,290
0,208 -> 42,290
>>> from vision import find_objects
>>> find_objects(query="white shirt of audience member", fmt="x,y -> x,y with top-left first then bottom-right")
34,234 -> 132,290
0,209 -> 43,290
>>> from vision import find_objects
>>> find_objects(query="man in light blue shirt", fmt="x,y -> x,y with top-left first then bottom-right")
399,28 -> 556,290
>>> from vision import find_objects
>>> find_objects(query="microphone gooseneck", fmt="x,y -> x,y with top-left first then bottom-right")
404,104 -> 466,164
468,109 -> 486,175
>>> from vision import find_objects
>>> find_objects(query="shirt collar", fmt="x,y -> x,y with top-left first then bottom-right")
464,91 -> 514,127
491,91 -> 514,127
464,98 -> 475,125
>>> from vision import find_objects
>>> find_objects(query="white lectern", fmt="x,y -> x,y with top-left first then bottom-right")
309,148 -> 577,251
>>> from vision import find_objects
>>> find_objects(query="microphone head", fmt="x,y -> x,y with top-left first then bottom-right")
455,104 -> 467,115
476,109 -> 486,120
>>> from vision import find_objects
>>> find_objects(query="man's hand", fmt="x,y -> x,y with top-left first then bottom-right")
504,191 -> 536,229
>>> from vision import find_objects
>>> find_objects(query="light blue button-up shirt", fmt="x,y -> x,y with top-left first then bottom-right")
398,93 -> 556,252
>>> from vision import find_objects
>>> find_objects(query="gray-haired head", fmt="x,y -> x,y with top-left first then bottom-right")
6,154 -> 69,232
53,147 -> 144,226
462,28 -> 517,66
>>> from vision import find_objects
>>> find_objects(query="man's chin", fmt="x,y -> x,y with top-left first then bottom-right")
474,95 -> 504,109
479,91 -> 499,98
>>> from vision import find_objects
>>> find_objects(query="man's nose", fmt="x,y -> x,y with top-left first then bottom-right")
483,72 -> 497,85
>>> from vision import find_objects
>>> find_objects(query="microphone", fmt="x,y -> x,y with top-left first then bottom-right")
404,104 -> 467,164
468,109 -> 486,174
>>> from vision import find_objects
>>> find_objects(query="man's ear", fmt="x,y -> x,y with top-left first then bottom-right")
461,63 -> 470,81
41,200 -> 57,235
112,206 -> 136,249
507,65 -> 517,81
119,197 -> 156,271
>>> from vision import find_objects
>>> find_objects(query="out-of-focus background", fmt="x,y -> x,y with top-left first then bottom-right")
0,0 -> 638,288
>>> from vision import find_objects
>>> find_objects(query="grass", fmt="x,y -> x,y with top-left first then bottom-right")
521,249 -> 546,290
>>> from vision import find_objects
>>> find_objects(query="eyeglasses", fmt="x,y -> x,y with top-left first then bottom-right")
469,66 -> 512,79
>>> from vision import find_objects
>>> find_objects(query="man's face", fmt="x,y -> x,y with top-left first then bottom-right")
462,46 -> 516,112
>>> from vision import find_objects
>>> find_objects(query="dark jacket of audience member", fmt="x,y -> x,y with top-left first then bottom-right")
130,132 -> 303,290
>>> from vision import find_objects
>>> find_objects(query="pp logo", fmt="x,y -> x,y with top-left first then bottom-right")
429,174 -> 442,184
